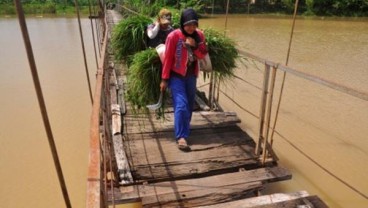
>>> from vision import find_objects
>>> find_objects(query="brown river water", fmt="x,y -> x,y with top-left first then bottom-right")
0,15 -> 367,207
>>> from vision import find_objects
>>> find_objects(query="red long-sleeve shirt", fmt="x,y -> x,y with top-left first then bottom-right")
161,29 -> 207,80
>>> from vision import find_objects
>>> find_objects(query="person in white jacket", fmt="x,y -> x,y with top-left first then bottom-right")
146,8 -> 174,48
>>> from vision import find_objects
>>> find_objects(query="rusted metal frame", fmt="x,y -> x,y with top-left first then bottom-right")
216,76 -> 221,103
208,72 -> 215,110
267,0 -> 299,149
210,0 -> 230,109
14,1 -> 72,207
101,73 -> 109,207
270,71 -> 286,148
238,50 -> 368,102
103,65 -> 116,207
261,66 -> 277,164
224,0 -> 230,36
285,0 -> 299,66
255,64 -> 270,156
88,0 -> 99,69
94,4 -> 102,57
86,8 -> 109,208
102,112 -> 108,207
74,0 -> 94,104
100,3 -> 107,42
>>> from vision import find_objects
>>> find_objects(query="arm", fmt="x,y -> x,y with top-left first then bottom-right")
147,22 -> 160,39
192,30 -> 207,59
161,33 -> 176,80
160,32 -> 177,91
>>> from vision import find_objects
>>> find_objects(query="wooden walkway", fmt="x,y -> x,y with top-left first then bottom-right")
106,9 -> 328,208
110,105 -> 328,207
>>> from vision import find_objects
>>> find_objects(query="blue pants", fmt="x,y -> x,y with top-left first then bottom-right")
169,75 -> 197,140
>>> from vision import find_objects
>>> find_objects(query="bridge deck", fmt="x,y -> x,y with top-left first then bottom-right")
106,9 -> 328,208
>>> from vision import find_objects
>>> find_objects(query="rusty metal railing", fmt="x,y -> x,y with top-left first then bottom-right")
86,6 -> 110,208
236,50 -> 368,165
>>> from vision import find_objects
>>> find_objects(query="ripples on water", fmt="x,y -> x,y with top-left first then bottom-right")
201,15 -> 368,208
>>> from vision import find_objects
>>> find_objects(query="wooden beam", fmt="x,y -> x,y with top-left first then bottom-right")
123,111 -> 241,134
201,191 -> 310,207
110,167 -> 291,207
112,134 -> 133,185
255,64 -> 270,156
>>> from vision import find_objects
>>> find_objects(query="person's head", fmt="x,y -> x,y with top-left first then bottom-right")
180,8 -> 198,35
158,8 -> 172,29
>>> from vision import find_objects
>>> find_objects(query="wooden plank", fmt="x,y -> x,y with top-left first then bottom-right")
252,195 -> 329,208
110,167 -> 291,207
112,134 -> 134,184
123,111 -> 241,134
111,104 -> 121,135
123,126 -> 257,181
195,94 -> 210,111
200,191 -> 310,207
110,70 -> 118,105
200,193 -> 329,208
117,76 -> 126,115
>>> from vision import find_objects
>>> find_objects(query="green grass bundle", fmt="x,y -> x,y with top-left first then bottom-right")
111,15 -> 152,62
204,28 -> 239,81
126,49 -> 162,109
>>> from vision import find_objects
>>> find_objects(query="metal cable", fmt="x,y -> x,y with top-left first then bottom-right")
13,0 -> 71,207
74,0 -> 94,104
219,84 -> 367,199
273,130 -> 368,200
88,0 -> 99,69
255,0 -> 367,200
269,0 -> 299,146
94,0 -> 101,56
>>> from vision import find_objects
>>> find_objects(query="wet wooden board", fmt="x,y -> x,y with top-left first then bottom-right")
255,195 -> 329,208
200,191 -> 329,208
109,167 -> 291,207
122,111 -> 241,134
123,125 -> 257,181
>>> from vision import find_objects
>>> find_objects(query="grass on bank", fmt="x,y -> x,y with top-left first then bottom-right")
0,4 -> 95,15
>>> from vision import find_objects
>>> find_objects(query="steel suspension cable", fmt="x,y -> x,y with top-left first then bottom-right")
74,0 -> 94,104
276,132 -> 368,200
259,0 -> 367,200
93,0 -> 101,57
269,0 -> 299,146
88,0 -> 99,69
13,0 -> 71,207
215,0 -> 231,104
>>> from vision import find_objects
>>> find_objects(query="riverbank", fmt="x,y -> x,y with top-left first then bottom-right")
2,3 -> 367,17
0,4 -> 94,16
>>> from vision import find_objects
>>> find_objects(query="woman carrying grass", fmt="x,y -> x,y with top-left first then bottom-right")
160,8 -> 208,151
146,8 -> 174,48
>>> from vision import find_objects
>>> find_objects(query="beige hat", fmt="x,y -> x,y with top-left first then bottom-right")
159,9 -> 172,25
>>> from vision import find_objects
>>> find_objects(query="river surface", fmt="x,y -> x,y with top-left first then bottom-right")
0,15 -> 367,207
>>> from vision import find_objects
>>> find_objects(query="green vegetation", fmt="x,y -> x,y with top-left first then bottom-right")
125,48 -> 163,110
0,0 -> 96,15
112,3 -> 240,112
121,0 -> 368,17
111,15 -> 152,63
203,28 -> 238,81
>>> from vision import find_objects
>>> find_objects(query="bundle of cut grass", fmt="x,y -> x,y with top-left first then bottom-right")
126,48 -> 162,109
111,15 -> 152,62
203,28 -> 239,81
125,27 -> 239,112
